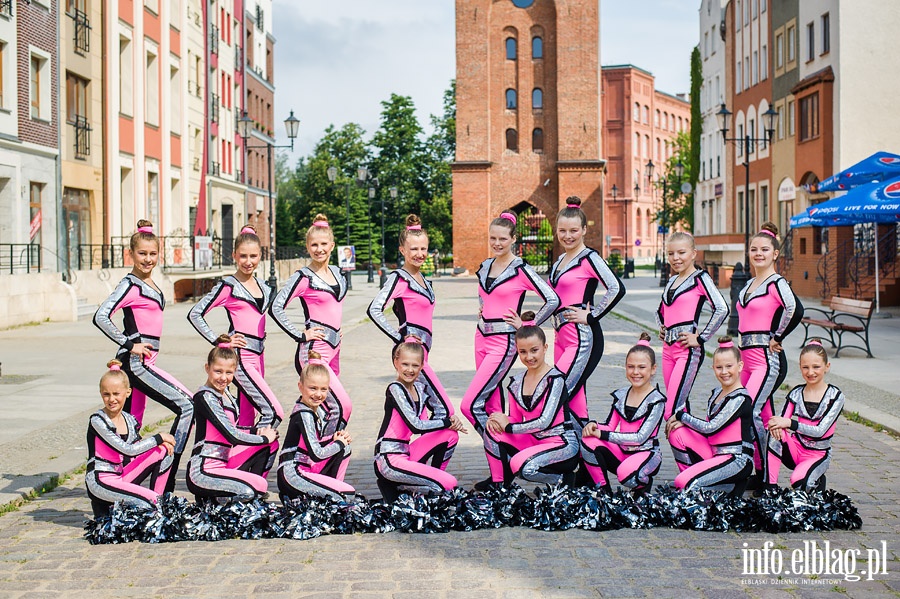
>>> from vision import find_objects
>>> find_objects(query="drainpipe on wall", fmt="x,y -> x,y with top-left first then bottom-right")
56,2 -> 66,278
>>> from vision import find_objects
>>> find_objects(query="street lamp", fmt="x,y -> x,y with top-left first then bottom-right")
656,160 -> 686,287
326,164 -> 371,290
717,102 -> 777,334
367,184 -> 378,283
238,109 -> 299,289
385,186 -> 398,286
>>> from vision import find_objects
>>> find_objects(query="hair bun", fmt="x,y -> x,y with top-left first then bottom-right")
405,214 -> 421,228
760,222 -> 779,238
313,213 -> 329,224
638,331 -> 652,342
307,349 -> 322,361
106,359 -> 123,370
564,196 -> 583,208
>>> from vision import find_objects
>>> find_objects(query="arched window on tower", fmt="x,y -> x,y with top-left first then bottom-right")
532,128 -> 544,153
532,88 -> 543,110
506,128 -> 518,152
506,89 -> 517,109
532,36 -> 543,59
506,38 -> 517,60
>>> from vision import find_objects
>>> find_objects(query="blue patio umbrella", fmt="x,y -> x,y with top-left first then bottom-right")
789,211 -> 824,229
817,151 -> 900,192
807,176 -> 900,311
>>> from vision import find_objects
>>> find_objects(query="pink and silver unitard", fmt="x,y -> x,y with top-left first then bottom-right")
186,386 -> 279,501
270,265 -> 351,425
486,367 -> 579,485
93,274 -> 194,492
765,383 -> 844,491
188,276 -> 283,428
580,386 -> 665,491
277,396 -> 354,501
549,247 -> 624,429
374,380 -> 459,497
85,409 -> 168,517
668,387 -> 754,494
656,269 -> 729,419
737,273 -> 803,472
368,269 -> 450,402
461,258 -> 559,465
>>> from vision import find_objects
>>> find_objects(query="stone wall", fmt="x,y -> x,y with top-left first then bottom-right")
0,272 -> 75,329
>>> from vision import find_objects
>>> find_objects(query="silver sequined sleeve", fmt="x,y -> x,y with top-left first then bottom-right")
89,413 -> 162,457
585,251 -> 625,322
199,390 -> 269,446
389,384 -> 451,434
679,392 -> 747,435
796,389 -> 844,439
696,271 -> 730,343
521,264 -> 561,326
269,270 -> 309,342
773,277 -> 804,342
93,277 -> 134,349
187,279 -> 230,345
508,375 -> 566,435
298,410 -> 345,462
367,271 -> 404,344
605,399 -> 664,447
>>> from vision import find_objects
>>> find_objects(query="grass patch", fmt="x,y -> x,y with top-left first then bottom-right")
843,411 -> 898,439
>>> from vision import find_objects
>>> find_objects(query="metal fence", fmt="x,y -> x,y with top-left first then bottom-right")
0,244 -> 41,274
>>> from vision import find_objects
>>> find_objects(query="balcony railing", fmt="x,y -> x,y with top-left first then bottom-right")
210,26 -> 219,55
235,48 -> 243,70
0,0 -> 12,17
189,80 -> 202,97
209,161 -> 221,176
256,5 -> 264,31
209,93 -> 219,122
73,115 -> 91,158
72,9 -> 91,54
235,169 -> 243,183
107,235 -> 224,272
1,244 -> 41,274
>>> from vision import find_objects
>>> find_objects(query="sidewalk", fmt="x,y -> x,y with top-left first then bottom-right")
615,270 -> 900,435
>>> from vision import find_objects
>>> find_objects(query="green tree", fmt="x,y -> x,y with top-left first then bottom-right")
657,131 -> 694,232
275,151 -> 300,248
688,46 -> 702,231
420,81 -> 456,253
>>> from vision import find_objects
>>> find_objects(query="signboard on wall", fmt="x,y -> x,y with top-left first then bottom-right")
29,210 -> 42,240
195,236 -> 213,269
778,178 -> 796,201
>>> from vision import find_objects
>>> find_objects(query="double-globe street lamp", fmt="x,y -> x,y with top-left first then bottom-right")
326,165 -> 372,289
717,102 -> 778,335
238,110 -> 300,289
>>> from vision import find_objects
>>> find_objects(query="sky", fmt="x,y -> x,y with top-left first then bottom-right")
273,1 -> 699,156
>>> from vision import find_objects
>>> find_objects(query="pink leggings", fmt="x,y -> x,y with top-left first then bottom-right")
278,446 -> 355,501
297,343 -> 352,427
374,429 -> 459,495
554,321 -> 604,429
420,347 -> 452,411
187,440 -> 279,501
123,350 -> 194,494
461,332 -> 516,461
765,432 -> 831,491
580,437 -> 660,490
662,342 -> 705,420
741,346 -> 787,471
486,430 -> 579,485
669,427 -> 751,493
235,349 -> 284,429
86,445 -> 167,516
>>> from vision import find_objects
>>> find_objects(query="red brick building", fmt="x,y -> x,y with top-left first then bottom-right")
452,0 -> 605,272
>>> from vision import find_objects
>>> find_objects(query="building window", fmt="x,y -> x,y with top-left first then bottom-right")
119,36 -> 133,116
65,73 -> 89,124
744,58 -> 749,89
761,185 -> 769,224
736,61 -> 742,93
806,22 -> 815,62
170,65 -> 181,135
737,124 -> 743,156
736,0 -> 741,29
30,55 -> 47,119
635,133 -> 641,156
787,26 -> 796,62
821,13 -> 830,54
69,1 -> 91,54
633,102 -> 640,122
752,50 -> 758,85
643,105 -> 649,124
761,0 -> 766,12
738,191 -> 745,233
532,88 -> 543,110
655,109 -> 660,127
147,172 -> 159,227
799,93 -> 819,141
775,33 -> 783,69
145,50 -> 159,126
760,45 -> 767,80
751,0 -> 757,19
505,37 -> 517,60
532,128 -> 543,153
662,112 -> 668,130
532,36 -> 542,59
788,100 -> 795,136
505,89 -> 517,109
0,42 -> 5,109
505,128 -> 518,152
777,107 -> 785,140
30,183 -> 43,245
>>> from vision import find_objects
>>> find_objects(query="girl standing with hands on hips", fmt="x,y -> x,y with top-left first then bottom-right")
736,222 -> 803,488
186,336 -> 279,502
765,339 -> 844,492
484,313 -> 579,488
666,337 -> 754,494
188,225 -> 282,428
657,231 -> 730,420
93,220 -> 194,493
270,215 -> 351,427
461,211 -> 559,481
277,350 -> 355,502
549,197 -> 624,432
85,360 -> 175,517
581,333 -> 665,495
368,215 -> 449,402
374,341 -> 468,502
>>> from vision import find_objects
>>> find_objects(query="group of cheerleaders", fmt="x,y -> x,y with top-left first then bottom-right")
85,198 -> 845,518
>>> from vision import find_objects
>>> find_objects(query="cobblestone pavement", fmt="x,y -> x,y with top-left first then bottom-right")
0,278 -> 898,598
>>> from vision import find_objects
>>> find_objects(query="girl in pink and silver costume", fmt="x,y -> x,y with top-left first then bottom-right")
93,220 -> 194,493
368,214 -> 450,402
270,214 -> 351,427
657,231 -> 729,420
186,337 -> 280,502
277,350 -> 354,501
550,197 -> 624,431
485,313 -> 579,487
189,225 -> 282,428
581,333 -> 665,494
85,360 -> 176,517
666,337 -> 753,494
461,211 -> 560,475
736,222 -> 803,483
765,339 -> 844,492
374,341 -> 468,502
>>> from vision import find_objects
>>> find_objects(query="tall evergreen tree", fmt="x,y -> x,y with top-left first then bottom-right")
688,46 -> 703,230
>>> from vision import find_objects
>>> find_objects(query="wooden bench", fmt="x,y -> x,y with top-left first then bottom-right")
800,296 -> 875,358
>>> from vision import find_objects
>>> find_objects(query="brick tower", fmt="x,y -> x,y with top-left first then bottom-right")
452,0 -> 605,272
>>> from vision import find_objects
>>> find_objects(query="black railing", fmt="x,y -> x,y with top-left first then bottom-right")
235,169 -> 243,183
256,5 -> 264,30
775,228 -> 794,281
847,224 -> 900,301
1,244 -> 41,274
73,244 -> 128,270
209,93 -> 219,122
73,115 -> 91,158
0,0 -> 12,17
276,246 -> 309,260
209,161 -> 220,176
72,9 -> 91,54
234,48 -> 243,70
108,235 -> 224,272
210,26 -> 219,54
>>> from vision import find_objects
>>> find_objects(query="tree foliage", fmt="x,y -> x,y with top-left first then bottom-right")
688,46 -> 703,231
656,131 -> 694,232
